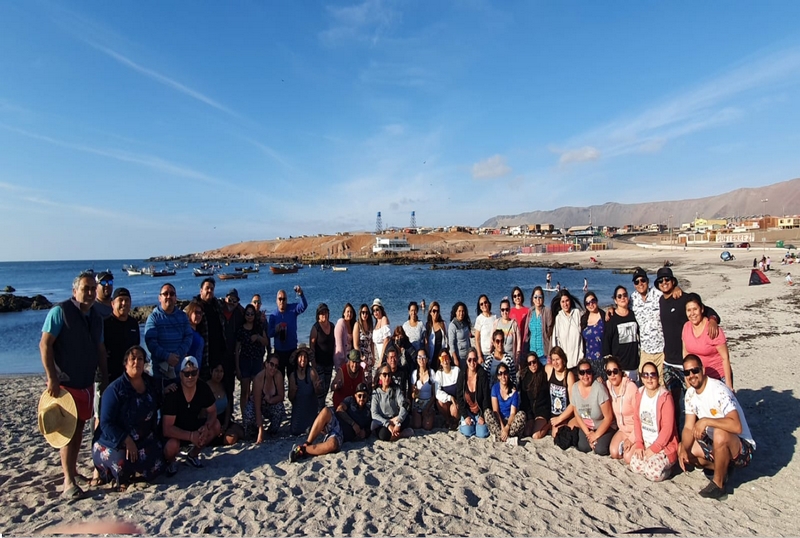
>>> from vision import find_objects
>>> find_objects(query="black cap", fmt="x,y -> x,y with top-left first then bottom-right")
226,288 -> 239,300
632,267 -> 648,282
655,267 -> 677,285
96,270 -> 113,282
355,382 -> 369,394
111,287 -> 131,300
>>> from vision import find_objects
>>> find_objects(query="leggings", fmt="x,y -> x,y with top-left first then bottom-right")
483,408 -> 527,439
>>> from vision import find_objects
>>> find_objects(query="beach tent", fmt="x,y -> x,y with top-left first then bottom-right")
749,269 -> 771,285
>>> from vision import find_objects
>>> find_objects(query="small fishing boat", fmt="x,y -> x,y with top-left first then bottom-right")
218,273 -> 248,280
270,264 -> 299,275
193,268 -> 215,277
126,268 -> 143,276
151,269 -> 177,278
332,266 -> 348,272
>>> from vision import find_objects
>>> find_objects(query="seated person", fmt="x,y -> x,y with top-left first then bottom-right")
456,347 -> 491,439
371,365 -> 413,441
289,383 -> 372,462
384,346 -> 410,400
410,349 -> 436,431
434,349 -> 461,430
92,345 -> 166,490
678,355 -> 755,500
519,352 -> 551,439
162,356 -> 221,472
243,354 -> 286,443
629,362 -> 679,482
571,358 -> 615,456
483,362 -> 526,443
331,349 -> 365,409
288,347 -> 323,436
206,363 -> 245,445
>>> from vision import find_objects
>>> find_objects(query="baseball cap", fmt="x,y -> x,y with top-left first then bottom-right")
355,382 -> 369,394
111,287 -> 131,300
180,356 -> 199,371
632,267 -> 648,282
348,349 -> 361,362
226,289 -> 240,300
96,270 -> 113,282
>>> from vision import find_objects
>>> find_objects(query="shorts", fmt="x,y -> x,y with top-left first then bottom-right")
322,411 -> 343,449
63,385 -> 94,422
413,398 -> 431,414
698,433 -> 754,469
239,357 -> 264,379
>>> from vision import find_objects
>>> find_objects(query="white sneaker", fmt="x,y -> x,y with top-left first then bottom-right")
506,436 -> 518,446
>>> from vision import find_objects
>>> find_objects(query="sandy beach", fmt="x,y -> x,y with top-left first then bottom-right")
1,246 -> 798,536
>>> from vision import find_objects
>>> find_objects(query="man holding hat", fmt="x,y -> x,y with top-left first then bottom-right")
289,382 -> 372,462
39,271 -> 107,499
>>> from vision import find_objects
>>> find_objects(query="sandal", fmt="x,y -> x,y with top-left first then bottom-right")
62,484 -> 84,502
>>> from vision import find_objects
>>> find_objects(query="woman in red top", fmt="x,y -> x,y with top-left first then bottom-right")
681,293 -> 733,389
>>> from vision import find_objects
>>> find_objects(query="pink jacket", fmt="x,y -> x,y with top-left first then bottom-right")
607,377 -> 638,441
633,386 -> 679,463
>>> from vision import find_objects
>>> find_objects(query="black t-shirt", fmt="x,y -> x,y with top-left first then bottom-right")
660,295 -> 720,367
602,310 -> 640,371
162,380 -> 216,432
202,300 -> 226,361
104,316 -> 142,382
338,395 -> 372,442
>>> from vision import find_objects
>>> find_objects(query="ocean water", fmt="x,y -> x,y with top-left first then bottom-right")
0,259 -> 632,375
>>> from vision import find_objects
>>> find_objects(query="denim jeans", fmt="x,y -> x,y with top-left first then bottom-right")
459,412 -> 489,438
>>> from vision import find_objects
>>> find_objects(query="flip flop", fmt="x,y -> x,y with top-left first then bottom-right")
62,484 -> 84,502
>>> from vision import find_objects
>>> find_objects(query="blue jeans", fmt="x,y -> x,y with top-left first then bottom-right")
459,412 -> 489,438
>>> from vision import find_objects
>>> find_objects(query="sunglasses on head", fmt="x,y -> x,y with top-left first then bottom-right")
605,368 -> 620,376
683,366 -> 702,376
641,371 -> 659,379
578,369 -> 593,376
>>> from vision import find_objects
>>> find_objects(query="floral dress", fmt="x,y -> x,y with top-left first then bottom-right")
92,374 -> 165,485
359,327 -> 375,386
582,317 -> 606,378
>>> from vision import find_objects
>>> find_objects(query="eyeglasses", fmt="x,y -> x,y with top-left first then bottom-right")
99,280 -> 113,286
641,371 -> 659,379
656,278 -> 671,285
500,308 -> 509,312
417,355 -> 427,360
615,293 -> 628,299
467,357 -> 477,363
683,366 -> 702,376
268,362 -> 278,368
361,310 -> 369,315
578,369 -> 593,376
585,299 -> 597,306
527,360 -> 538,366
494,339 -> 504,343
533,295 -> 543,299
160,291 -> 176,297
479,301 -> 489,306
181,369 -> 198,378
605,368 -> 621,377
634,277 -> 648,285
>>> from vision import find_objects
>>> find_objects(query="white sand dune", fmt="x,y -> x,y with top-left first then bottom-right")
1,247 -> 798,536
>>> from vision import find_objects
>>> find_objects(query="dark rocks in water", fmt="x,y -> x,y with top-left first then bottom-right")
430,260 -> 580,271
3,286 -> 15,292
0,294 -> 53,313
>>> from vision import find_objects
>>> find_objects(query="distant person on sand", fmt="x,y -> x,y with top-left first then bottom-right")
583,278 -> 588,292
786,273 -> 794,286
766,256 -> 772,271
40,271 -> 107,500
679,355 -> 755,500
268,286 -> 307,378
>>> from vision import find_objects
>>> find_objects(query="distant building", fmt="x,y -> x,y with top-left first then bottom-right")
778,217 -> 800,229
372,237 -> 412,254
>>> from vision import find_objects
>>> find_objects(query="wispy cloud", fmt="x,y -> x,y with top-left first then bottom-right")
555,46 -> 800,163
472,155 -> 512,179
320,0 -> 399,46
1,124 -> 236,189
240,137 -> 295,171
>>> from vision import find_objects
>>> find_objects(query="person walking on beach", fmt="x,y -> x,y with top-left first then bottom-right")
39,271 -> 107,500
268,286 -> 307,378
583,278 -> 588,292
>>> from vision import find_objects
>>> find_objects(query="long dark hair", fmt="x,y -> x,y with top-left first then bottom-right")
476,294 -> 491,316
549,289 -> 582,335
579,291 -> 605,331
523,352 -> 545,399
496,362 -> 515,391
357,303 -> 373,332
450,301 -> 471,330
342,303 -> 356,333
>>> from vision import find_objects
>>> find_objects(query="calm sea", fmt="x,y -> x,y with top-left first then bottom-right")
0,259 -> 631,375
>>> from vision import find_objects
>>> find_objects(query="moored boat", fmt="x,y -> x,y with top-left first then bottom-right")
218,273 -> 248,280
151,269 -> 176,278
193,268 -> 215,277
270,264 -> 299,275
332,266 -> 348,272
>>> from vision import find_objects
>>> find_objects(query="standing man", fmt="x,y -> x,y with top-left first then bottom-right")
679,355 -> 755,500
268,286 -> 307,378
103,287 -> 141,386
195,278 -> 227,382
630,267 -> 667,381
144,283 -> 193,386
251,294 -> 267,326
93,270 -> 114,319
657,267 -> 719,429
39,271 -> 107,500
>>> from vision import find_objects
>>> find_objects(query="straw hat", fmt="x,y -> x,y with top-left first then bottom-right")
37,388 -> 77,448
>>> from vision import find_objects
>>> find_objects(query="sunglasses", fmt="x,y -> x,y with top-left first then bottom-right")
585,299 -> 597,306
479,301 -> 489,306
181,369 -> 198,378
253,300 -> 262,304
430,309 -> 439,313
500,308 -> 509,312
634,277 -> 648,285
467,357 -> 478,363
497,371 -> 509,376
380,372 -> 390,377
605,368 -> 620,376
513,293 -> 522,298
160,291 -> 176,297
99,280 -> 113,286
656,278 -> 672,285
245,312 -> 255,316
361,311 -> 369,315
683,366 -> 702,376
578,369 -> 593,376
494,339 -> 504,343
533,295 -> 544,299
641,371 -> 659,379
615,293 -> 628,299
277,297 -> 287,302
527,360 -> 538,366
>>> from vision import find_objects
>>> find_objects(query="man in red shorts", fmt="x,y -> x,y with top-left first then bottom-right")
40,271 -> 107,500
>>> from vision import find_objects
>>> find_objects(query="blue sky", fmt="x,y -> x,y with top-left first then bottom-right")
1,1 -> 799,261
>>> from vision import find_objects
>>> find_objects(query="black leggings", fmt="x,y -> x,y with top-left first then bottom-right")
577,428 -> 614,456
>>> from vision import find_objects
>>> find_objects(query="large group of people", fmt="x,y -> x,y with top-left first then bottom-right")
39,266 -> 754,502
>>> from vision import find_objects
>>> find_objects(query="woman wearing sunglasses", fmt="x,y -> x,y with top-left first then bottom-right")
473,294 -> 497,364
509,286 -> 529,342
353,303 -> 375,386
235,304 -> 268,419
484,329 -> 517,386
605,357 -> 637,460
371,364 -> 414,442
571,358 -> 614,456
602,286 -> 640,384
456,348 -> 491,439
629,361 -> 678,482
484,362 -> 526,443
519,352 -> 550,439
243,353 -> 287,443
425,301 -> 449,369
580,292 -> 605,379
493,298 -> 520,363
521,286 -> 552,366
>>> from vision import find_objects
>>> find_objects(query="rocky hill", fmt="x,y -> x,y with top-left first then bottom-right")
481,177 -> 800,228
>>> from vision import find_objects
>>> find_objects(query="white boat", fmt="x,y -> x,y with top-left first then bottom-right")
332,266 -> 348,272
126,268 -> 143,276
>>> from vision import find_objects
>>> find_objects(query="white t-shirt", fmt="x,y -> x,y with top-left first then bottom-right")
685,378 -> 755,449
639,388 -> 660,448
402,320 -> 426,351
474,313 -> 497,355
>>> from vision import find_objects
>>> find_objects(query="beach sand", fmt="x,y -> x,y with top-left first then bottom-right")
1,246 -> 798,536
